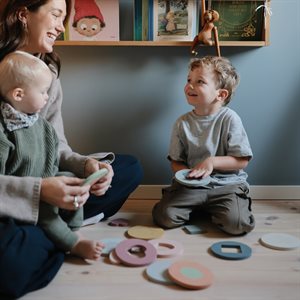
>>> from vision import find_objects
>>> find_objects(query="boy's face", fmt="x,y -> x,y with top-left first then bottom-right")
184,66 -> 223,115
19,70 -> 52,114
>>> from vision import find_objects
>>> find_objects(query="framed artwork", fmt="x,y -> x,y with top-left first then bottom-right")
153,0 -> 197,41
68,0 -> 119,41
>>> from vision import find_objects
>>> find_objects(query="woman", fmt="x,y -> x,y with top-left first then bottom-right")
0,0 -> 143,298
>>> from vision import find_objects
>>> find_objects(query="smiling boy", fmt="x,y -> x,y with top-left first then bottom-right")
152,56 -> 255,235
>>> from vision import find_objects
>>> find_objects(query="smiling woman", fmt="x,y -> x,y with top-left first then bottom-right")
20,1 -> 67,53
0,0 -> 143,298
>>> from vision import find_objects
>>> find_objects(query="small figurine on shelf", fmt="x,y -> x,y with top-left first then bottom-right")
191,9 -> 221,57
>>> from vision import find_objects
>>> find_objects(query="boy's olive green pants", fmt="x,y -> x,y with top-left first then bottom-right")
152,181 -> 255,235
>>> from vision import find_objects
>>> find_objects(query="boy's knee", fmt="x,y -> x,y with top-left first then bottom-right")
152,204 -> 183,229
212,213 -> 255,235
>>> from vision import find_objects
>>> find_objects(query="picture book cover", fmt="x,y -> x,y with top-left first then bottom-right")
153,0 -> 197,41
209,0 -> 265,41
68,0 -> 119,41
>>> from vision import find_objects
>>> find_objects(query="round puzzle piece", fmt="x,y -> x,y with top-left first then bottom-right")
149,239 -> 184,257
146,260 -> 175,285
115,238 -> 157,267
168,260 -> 213,290
260,233 -> 300,250
108,218 -> 129,227
100,238 -> 124,256
175,169 -> 211,187
210,241 -> 252,260
127,225 -> 164,240
109,249 -> 122,265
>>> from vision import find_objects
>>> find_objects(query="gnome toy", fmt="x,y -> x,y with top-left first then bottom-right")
72,0 -> 105,38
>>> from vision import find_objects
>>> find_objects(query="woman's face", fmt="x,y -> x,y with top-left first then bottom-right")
21,0 -> 67,54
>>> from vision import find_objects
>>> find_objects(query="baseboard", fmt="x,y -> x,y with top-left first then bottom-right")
129,185 -> 300,200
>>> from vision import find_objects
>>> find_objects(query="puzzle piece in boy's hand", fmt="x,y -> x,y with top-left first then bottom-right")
183,225 -> 207,234
175,169 -> 211,187
108,218 -> 129,227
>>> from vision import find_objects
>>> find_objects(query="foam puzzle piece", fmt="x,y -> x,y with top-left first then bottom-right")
183,225 -> 207,234
167,260 -> 213,290
109,249 -> 122,265
100,238 -> 124,256
81,168 -> 108,186
146,260 -> 175,285
127,225 -> 164,240
148,239 -> 184,257
260,233 -> 300,250
175,169 -> 211,187
115,238 -> 157,267
210,241 -> 252,260
108,218 -> 129,227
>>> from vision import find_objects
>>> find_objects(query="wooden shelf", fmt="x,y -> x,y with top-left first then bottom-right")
54,40 -> 268,47
55,0 -> 270,48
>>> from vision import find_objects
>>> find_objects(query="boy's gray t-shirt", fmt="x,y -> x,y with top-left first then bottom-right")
168,107 -> 253,186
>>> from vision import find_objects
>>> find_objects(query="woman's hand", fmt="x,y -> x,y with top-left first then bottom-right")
40,176 -> 91,210
84,158 -> 114,196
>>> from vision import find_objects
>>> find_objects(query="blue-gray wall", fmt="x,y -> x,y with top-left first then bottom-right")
55,0 -> 300,185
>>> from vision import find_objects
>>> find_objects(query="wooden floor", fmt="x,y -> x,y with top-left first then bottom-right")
22,199 -> 300,300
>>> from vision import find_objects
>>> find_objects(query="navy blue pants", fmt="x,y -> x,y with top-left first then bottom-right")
0,154 -> 143,299
84,154 -> 143,219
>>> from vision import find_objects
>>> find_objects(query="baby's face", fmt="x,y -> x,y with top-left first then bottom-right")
21,70 -> 52,114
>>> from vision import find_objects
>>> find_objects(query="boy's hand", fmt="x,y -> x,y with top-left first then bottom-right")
189,157 -> 213,178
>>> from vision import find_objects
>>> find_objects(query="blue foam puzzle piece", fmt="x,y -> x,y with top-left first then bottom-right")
210,241 -> 252,260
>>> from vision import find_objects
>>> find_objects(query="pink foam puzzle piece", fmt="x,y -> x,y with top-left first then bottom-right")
108,218 -> 129,227
115,238 -> 157,267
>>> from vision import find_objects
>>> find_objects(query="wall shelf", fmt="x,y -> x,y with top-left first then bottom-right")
55,40 -> 267,47
55,0 -> 270,48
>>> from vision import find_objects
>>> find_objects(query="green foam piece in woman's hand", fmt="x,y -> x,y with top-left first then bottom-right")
81,168 -> 108,186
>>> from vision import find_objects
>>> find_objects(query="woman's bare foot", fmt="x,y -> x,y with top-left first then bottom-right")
70,236 -> 105,260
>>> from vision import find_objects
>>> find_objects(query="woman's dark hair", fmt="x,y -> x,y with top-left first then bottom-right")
0,0 -> 71,75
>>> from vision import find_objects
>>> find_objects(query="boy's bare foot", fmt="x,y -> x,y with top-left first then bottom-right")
70,236 -> 105,260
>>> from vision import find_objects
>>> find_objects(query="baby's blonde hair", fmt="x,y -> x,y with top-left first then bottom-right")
0,51 -> 51,97
189,56 -> 240,105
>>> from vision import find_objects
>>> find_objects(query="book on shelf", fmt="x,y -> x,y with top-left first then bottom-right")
67,0 -> 119,41
206,0 -> 266,42
133,0 -> 142,40
152,0 -> 198,41
148,0 -> 154,40
134,0 -> 153,41
134,0 -> 198,42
